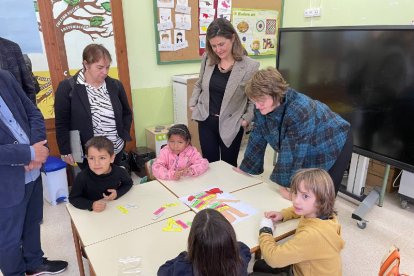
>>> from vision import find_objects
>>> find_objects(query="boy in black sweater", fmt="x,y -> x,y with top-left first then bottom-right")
69,136 -> 133,212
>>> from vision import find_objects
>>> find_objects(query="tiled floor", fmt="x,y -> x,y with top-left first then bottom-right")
2,144 -> 414,275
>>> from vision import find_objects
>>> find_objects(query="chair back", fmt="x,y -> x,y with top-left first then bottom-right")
379,245 -> 408,276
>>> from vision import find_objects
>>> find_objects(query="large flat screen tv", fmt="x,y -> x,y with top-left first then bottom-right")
277,26 -> 414,172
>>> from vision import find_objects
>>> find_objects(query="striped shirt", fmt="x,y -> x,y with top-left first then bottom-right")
77,70 -> 124,154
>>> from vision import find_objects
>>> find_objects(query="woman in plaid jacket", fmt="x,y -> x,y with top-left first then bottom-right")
239,67 -> 353,199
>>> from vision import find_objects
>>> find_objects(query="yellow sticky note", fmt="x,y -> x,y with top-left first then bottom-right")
162,218 -> 183,232
164,202 -> 178,208
117,205 -> 129,214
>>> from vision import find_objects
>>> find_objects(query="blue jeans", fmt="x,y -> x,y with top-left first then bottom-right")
0,177 -> 44,276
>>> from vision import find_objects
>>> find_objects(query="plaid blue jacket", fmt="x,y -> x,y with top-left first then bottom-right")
240,88 -> 350,187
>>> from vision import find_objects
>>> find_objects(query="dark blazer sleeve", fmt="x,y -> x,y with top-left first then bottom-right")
0,39 -> 37,103
54,79 -> 73,155
106,77 -> 132,142
11,72 -> 46,145
116,80 -> 132,141
13,45 -> 36,104
0,70 -> 45,166
0,69 -> 45,208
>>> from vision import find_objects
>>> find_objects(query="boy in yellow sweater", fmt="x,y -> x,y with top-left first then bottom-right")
255,168 -> 344,276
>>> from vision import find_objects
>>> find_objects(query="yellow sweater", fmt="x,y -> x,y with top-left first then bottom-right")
259,207 -> 344,276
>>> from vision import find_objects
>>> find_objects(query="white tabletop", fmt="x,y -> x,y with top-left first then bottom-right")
158,160 -> 263,197
66,180 -> 190,247
85,212 -> 195,276
230,182 -> 299,250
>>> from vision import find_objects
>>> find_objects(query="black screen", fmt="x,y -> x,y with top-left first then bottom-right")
277,26 -> 414,172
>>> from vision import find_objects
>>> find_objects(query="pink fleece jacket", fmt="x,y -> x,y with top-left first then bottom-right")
152,145 -> 209,180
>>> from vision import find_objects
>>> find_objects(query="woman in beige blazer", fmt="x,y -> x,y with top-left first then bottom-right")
189,18 -> 259,167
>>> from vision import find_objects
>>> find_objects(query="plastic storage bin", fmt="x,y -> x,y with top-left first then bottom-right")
42,156 -> 69,205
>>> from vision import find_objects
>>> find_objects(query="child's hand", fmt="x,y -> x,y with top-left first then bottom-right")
92,200 -> 106,212
173,169 -> 187,180
181,167 -> 192,176
103,189 -> 117,201
264,211 -> 283,222
173,170 -> 182,180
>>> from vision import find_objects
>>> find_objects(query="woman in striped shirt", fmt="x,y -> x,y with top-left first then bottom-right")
55,44 -> 132,169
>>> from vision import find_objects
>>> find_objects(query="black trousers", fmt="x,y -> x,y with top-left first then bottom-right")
328,127 -> 354,195
250,259 -> 293,276
198,115 -> 244,167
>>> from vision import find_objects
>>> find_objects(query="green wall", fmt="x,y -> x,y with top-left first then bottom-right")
282,0 -> 414,27
122,0 -> 414,146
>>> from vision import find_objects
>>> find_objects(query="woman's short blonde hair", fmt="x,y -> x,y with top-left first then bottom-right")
290,168 -> 337,218
245,67 -> 289,102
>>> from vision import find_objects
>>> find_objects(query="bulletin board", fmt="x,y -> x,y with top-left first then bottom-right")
153,0 -> 283,64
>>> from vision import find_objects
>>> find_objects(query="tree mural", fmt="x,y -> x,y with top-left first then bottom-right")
54,0 -> 113,41
35,0 -> 114,117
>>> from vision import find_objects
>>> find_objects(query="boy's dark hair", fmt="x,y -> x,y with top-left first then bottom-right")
85,136 -> 114,156
290,168 -> 337,218
187,209 -> 243,276
167,124 -> 191,142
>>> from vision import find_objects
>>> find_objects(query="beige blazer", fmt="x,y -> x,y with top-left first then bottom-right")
189,54 -> 259,147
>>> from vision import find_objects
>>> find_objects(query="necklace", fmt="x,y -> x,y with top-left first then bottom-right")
218,61 -> 235,73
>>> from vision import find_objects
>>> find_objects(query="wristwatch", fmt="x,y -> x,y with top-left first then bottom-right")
259,226 -> 273,235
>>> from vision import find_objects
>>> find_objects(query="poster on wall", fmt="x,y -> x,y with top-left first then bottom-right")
232,9 -> 278,56
156,0 -> 193,54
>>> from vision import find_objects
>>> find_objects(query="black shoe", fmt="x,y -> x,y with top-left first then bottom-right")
26,257 -> 68,275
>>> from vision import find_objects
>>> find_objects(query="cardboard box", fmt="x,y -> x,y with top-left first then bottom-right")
364,160 -> 400,194
145,125 -> 172,156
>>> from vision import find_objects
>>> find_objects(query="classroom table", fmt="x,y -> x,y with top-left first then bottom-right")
230,182 -> 299,251
70,165 -> 299,275
84,182 -> 298,275
85,212 -> 195,276
157,160 -> 263,197
67,180 -> 190,276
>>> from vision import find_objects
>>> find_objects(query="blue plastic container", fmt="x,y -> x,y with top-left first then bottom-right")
42,156 -> 69,205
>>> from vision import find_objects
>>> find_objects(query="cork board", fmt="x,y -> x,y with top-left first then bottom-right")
153,0 -> 283,64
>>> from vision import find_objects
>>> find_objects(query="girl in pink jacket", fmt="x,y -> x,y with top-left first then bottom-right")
152,124 -> 209,180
